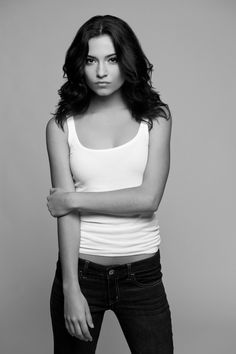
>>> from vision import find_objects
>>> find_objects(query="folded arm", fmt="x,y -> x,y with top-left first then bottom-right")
48,116 -> 172,217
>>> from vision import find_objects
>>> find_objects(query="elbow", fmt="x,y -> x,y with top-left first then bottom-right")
149,199 -> 159,213
144,194 -> 159,213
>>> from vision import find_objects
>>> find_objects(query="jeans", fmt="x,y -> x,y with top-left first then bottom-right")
50,250 -> 174,353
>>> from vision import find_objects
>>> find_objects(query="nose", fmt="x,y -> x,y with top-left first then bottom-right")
96,62 -> 108,78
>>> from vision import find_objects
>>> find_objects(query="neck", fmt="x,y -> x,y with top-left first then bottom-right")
88,90 -> 127,113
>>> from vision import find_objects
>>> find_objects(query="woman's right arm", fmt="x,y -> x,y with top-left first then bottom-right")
46,118 -> 94,342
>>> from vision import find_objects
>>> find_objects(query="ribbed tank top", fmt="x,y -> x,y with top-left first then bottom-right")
67,116 -> 160,256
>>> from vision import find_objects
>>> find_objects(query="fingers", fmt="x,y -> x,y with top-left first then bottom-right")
50,188 -> 57,194
85,302 -> 94,329
46,189 -> 64,217
46,201 -> 55,217
47,187 -> 64,204
80,319 -> 93,341
65,317 -> 93,342
50,187 -> 65,194
65,319 -> 77,337
46,188 -> 60,200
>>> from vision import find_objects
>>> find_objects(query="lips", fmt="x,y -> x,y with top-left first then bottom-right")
96,82 -> 110,85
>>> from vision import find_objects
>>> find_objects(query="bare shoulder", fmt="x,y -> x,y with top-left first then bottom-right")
149,115 -> 172,147
46,117 -> 68,142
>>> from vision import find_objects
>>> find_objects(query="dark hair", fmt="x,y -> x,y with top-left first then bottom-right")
54,15 -> 171,129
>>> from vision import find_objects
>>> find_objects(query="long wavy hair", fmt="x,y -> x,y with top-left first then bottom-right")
54,15 -> 171,129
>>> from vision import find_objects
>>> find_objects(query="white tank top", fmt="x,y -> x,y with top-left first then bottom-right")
67,116 -> 160,256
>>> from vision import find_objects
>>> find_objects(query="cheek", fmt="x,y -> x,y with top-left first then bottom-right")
113,68 -> 125,86
84,68 -> 93,84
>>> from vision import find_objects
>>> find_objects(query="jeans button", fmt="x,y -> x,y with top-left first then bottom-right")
109,269 -> 114,275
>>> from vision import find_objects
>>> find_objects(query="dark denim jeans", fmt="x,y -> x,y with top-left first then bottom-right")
50,250 -> 174,353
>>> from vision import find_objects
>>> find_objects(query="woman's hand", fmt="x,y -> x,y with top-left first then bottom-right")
47,188 -> 72,217
63,283 -> 94,341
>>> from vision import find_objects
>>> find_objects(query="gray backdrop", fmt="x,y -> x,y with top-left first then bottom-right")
1,0 -> 235,353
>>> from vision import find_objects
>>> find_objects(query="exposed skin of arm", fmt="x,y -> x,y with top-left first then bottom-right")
47,116 -> 172,217
46,118 -> 94,342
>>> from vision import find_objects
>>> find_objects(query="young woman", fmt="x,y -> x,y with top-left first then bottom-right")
46,15 -> 173,354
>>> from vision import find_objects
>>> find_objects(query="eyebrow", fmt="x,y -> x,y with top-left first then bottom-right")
86,53 -> 117,59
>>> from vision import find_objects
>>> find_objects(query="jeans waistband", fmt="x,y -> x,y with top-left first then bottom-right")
78,250 -> 161,278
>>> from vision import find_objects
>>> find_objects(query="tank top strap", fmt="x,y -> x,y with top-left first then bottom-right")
141,117 -> 151,127
66,116 -> 77,146
140,118 -> 150,138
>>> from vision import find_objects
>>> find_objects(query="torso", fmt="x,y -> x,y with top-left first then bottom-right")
73,109 -> 153,265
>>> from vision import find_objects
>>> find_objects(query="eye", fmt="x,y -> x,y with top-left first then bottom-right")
86,57 -> 96,65
108,56 -> 118,64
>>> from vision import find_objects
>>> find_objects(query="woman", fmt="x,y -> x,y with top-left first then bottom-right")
46,15 -> 173,354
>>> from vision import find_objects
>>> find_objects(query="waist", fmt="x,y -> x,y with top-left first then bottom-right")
56,250 -> 161,280
79,252 -> 156,265
78,250 -> 161,275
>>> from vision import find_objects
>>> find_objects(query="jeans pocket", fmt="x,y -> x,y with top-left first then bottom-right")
131,266 -> 162,288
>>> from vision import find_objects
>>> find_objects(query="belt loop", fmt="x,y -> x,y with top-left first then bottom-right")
127,263 -> 132,280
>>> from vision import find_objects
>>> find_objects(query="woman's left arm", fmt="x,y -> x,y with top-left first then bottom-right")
47,116 -> 172,216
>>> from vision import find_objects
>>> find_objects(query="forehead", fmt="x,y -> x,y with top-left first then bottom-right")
87,35 -> 115,56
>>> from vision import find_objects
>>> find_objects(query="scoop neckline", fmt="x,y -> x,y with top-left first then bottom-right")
71,116 -> 144,152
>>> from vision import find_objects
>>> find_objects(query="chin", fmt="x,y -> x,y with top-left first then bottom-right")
96,92 -> 113,96
95,89 -> 115,96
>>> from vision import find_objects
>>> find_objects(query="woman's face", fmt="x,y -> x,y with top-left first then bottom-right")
84,35 -> 125,96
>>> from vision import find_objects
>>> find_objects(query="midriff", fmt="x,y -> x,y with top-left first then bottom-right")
79,252 -> 156,265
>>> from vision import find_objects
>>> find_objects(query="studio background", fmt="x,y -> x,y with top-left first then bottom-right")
1,0 -> 235,353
